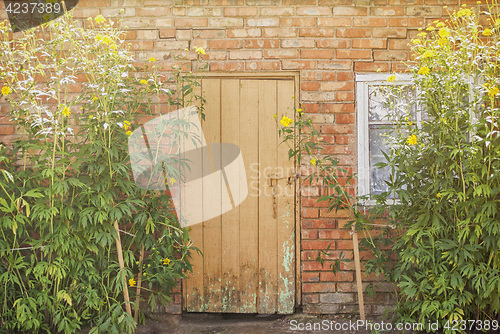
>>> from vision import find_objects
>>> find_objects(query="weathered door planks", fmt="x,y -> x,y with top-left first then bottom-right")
183,77 -> 296,314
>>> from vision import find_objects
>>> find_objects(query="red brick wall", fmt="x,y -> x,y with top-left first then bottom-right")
1,0 -> 472,316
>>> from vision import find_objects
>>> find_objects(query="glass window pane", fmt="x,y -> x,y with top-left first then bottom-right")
369,85 -> 416,122
369,125 -> 392,196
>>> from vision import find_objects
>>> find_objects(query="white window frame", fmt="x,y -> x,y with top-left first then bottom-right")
356,73 -> 414,206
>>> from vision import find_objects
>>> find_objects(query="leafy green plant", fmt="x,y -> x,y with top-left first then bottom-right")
0,12 -> 204,333
363,3 -> 500,332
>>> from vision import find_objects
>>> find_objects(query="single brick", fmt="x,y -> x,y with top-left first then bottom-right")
261,7 -> 294,16
406,6 -> 443,17
210,17 -> 244,28
136,29 -> 159,40
209,62 -> 245,72
264,49 -> 298,59
227,28 -> 261,38
247,18 -> 280,27
320,271 -> 354,282
353,17 -> 388,27
301,81 -> 320,91
318,17 -> 351,27
301,50 -> 335,59
373,50 -> 408,61
321,82 -> 354,92
372,28 -> 407,38
155,40 -> 186,50
174,18 -> 208,27
336,28 -> 371,38
354,62 -> 390,72
316,61 -> 352,70
263,28 -> 297,37
317,39 -> 350,48
245,61 -> 281,71
137,7 -> 170,16
193,29 -> 226,39
224,7 -> 258,16
332,6 -> 368,16
246,39 -> 280,48
176,29 -> 192,40
297,6 -> 332,16
370,7 -> 405,16
352,39 -> 387,49
281,17 -> 316,27
229,50 -> 262,60
209,39 -> 242,49
302,91 -> 336,102
389,17 -> 425,27
281,39 -> 315,48
336,49 -> 372,59
320,293 -> 354,304
303,283 -> 336,293
302,229 -> 319,239
299,28 -> 335,37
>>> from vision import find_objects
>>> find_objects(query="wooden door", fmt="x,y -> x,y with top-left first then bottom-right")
182,77 -> 296,314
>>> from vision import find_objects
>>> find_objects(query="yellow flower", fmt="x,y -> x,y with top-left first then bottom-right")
426,26 -> 435,31
406,134 -> 417,146
418,66 -> 430,75
140,79 -> 147,85
169,177 -> 176,185
149,57 -> 156,62
456,8 -> 472,17
417,32 -> 427,37
437,38 -> 448,46
62,106 -> 71,117
436,22 -> 445,28
92,96 -> 98,102
109,43 -> 118,50
128,278 -> 136,287
411,39 -> 422,44
436,192 -> 442,199
95,15 -> 106,24
310,159 -> 317,166
422,50 -> 434,58
438,28 -> 450,38
296,108 -> 302,113
495,19 -> 500,26
126,130 -> 132,136
123,121 -> 130,130
408,121 -> 413,126
163,258 -> 171,265
273,113 -> 277,119
387,75 -> 396,83
482,28 -> 493,36
88,115 -> 94,120
280,116 -> 293,127
194,46 -> 206,55
487,86 -> 499,97
1,86 -> 12,96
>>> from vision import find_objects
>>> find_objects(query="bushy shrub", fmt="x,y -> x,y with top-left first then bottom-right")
0,12 -> 203,333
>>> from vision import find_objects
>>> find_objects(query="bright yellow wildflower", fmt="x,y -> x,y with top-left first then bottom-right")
95,15 -> 105,24
426,26 -> 435,31
417,32 -> 427,37
273,113 -> 277,119
387,75 -> 396,83
169,177 -> 176,185
406,134 -> 417,146
438,28 -> 450,38
310,159 -> 317,166
418,66 -> 430,75
482,28 -> 493,36
126,130 -> 132,136
438,38 -> 448,46
140,79 -> 147,85
88,115 -> 94,120
62,106 -> 71,117
411,39 -> 422,44
149,57 -> 156,62
194,47 -> 206,55
163,258 -> 171,265
92,96 -> 98,102
456,8 -> 472,17
296,108 -> 303,113
128,278 -> 136,287
436,22 -> 445,28
109,43 -> 118,50
436,193 -> 442,198
280,116 -> 293,127
1,86 -> 12,96
123,121 -> 130,130
488,86 -> 499,97
422,50 -> 434,58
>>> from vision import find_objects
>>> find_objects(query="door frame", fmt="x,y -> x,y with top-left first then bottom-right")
181,71 -> 302,310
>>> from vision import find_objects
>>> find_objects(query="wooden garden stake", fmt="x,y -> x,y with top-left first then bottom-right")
134,246 -> 145,322
114,220 -> 132,316
352,224 -> 366,321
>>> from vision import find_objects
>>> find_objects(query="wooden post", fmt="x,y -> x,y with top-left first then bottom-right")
352,224 -> 366,321
114,221 -> 132,316
134,246 -> 145,322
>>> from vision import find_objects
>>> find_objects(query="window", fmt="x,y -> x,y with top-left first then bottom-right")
356,73 -> 416,204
